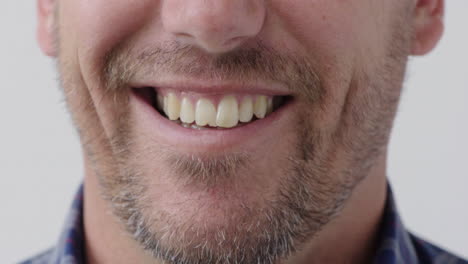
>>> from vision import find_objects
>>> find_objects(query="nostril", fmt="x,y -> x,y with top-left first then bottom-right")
223,36 -> 248,48
196,36 -> 249,54
175,32 -> 194,40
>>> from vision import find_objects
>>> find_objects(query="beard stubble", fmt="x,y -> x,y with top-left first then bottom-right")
58,7 -> 413,264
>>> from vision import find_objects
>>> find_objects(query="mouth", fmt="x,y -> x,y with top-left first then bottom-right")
128,83 -> 296,153
133,87 -> 293,130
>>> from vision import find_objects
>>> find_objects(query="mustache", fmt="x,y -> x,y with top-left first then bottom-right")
103,41 -> 323,102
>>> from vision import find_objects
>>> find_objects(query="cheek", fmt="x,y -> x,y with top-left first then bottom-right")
61,0 -> 160,77
58,0 -> 162,136
271,0 -> 365,53
269,0 -> 390,129
271,0 -> 388,74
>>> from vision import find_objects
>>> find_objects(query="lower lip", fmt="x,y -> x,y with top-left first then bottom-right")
130,90 -> 296,153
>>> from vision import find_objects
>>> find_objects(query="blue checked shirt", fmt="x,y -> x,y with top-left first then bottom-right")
21,184 -> 467,264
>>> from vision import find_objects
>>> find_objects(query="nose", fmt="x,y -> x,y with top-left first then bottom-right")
161,0 -> 266,53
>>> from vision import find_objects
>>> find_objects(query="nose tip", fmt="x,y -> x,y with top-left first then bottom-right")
162,0 -> 266,53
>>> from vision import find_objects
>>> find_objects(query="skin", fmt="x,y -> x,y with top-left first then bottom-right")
37,0 -> 444,263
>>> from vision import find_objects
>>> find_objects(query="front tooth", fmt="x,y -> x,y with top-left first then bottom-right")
196,98 -> 216,127
254,95 -> 267,119
180,97 -> 195,124
216,95 -> 239,128
239,96 -> 253,122
166,93 -> 180,120
163,98 -> 168,114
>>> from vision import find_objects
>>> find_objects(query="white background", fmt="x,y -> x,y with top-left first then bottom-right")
1,1 -> 467,263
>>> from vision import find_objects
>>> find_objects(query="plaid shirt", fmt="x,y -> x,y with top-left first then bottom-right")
21,184 -> 467,264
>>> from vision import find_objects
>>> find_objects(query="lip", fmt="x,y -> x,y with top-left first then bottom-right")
130,77 -> 292,97
129,86 -> 296,154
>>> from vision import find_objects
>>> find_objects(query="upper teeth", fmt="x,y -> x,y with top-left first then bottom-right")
157,92 -> 275,128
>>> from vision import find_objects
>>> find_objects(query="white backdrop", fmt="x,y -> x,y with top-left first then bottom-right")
1,1 -> 467,263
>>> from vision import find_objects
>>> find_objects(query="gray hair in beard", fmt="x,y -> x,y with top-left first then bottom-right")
102,41 -> 323,104
96,42 -> 331,264
103,123 -> 342,264
95,10 -> 411,261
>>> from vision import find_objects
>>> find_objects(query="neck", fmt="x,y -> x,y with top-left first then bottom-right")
83,154 -> 388,264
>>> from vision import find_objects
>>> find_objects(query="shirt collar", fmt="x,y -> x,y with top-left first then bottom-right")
49,184 -> 86,264
50,184 -> 418,264
372,186 -> 419,264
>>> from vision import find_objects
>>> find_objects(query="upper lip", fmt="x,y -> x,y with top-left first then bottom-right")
130,78 -> 292,96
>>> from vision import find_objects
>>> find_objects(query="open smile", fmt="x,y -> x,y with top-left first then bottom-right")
129,83 -> 296,152
133,87 -> 293,130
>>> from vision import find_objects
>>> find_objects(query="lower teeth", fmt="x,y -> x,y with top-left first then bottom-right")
184,123 -> 209,130
173,120 -> 215,130
172,119 -> 245,130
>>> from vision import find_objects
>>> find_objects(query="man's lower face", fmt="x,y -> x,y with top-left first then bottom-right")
58,5 -> 411,264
